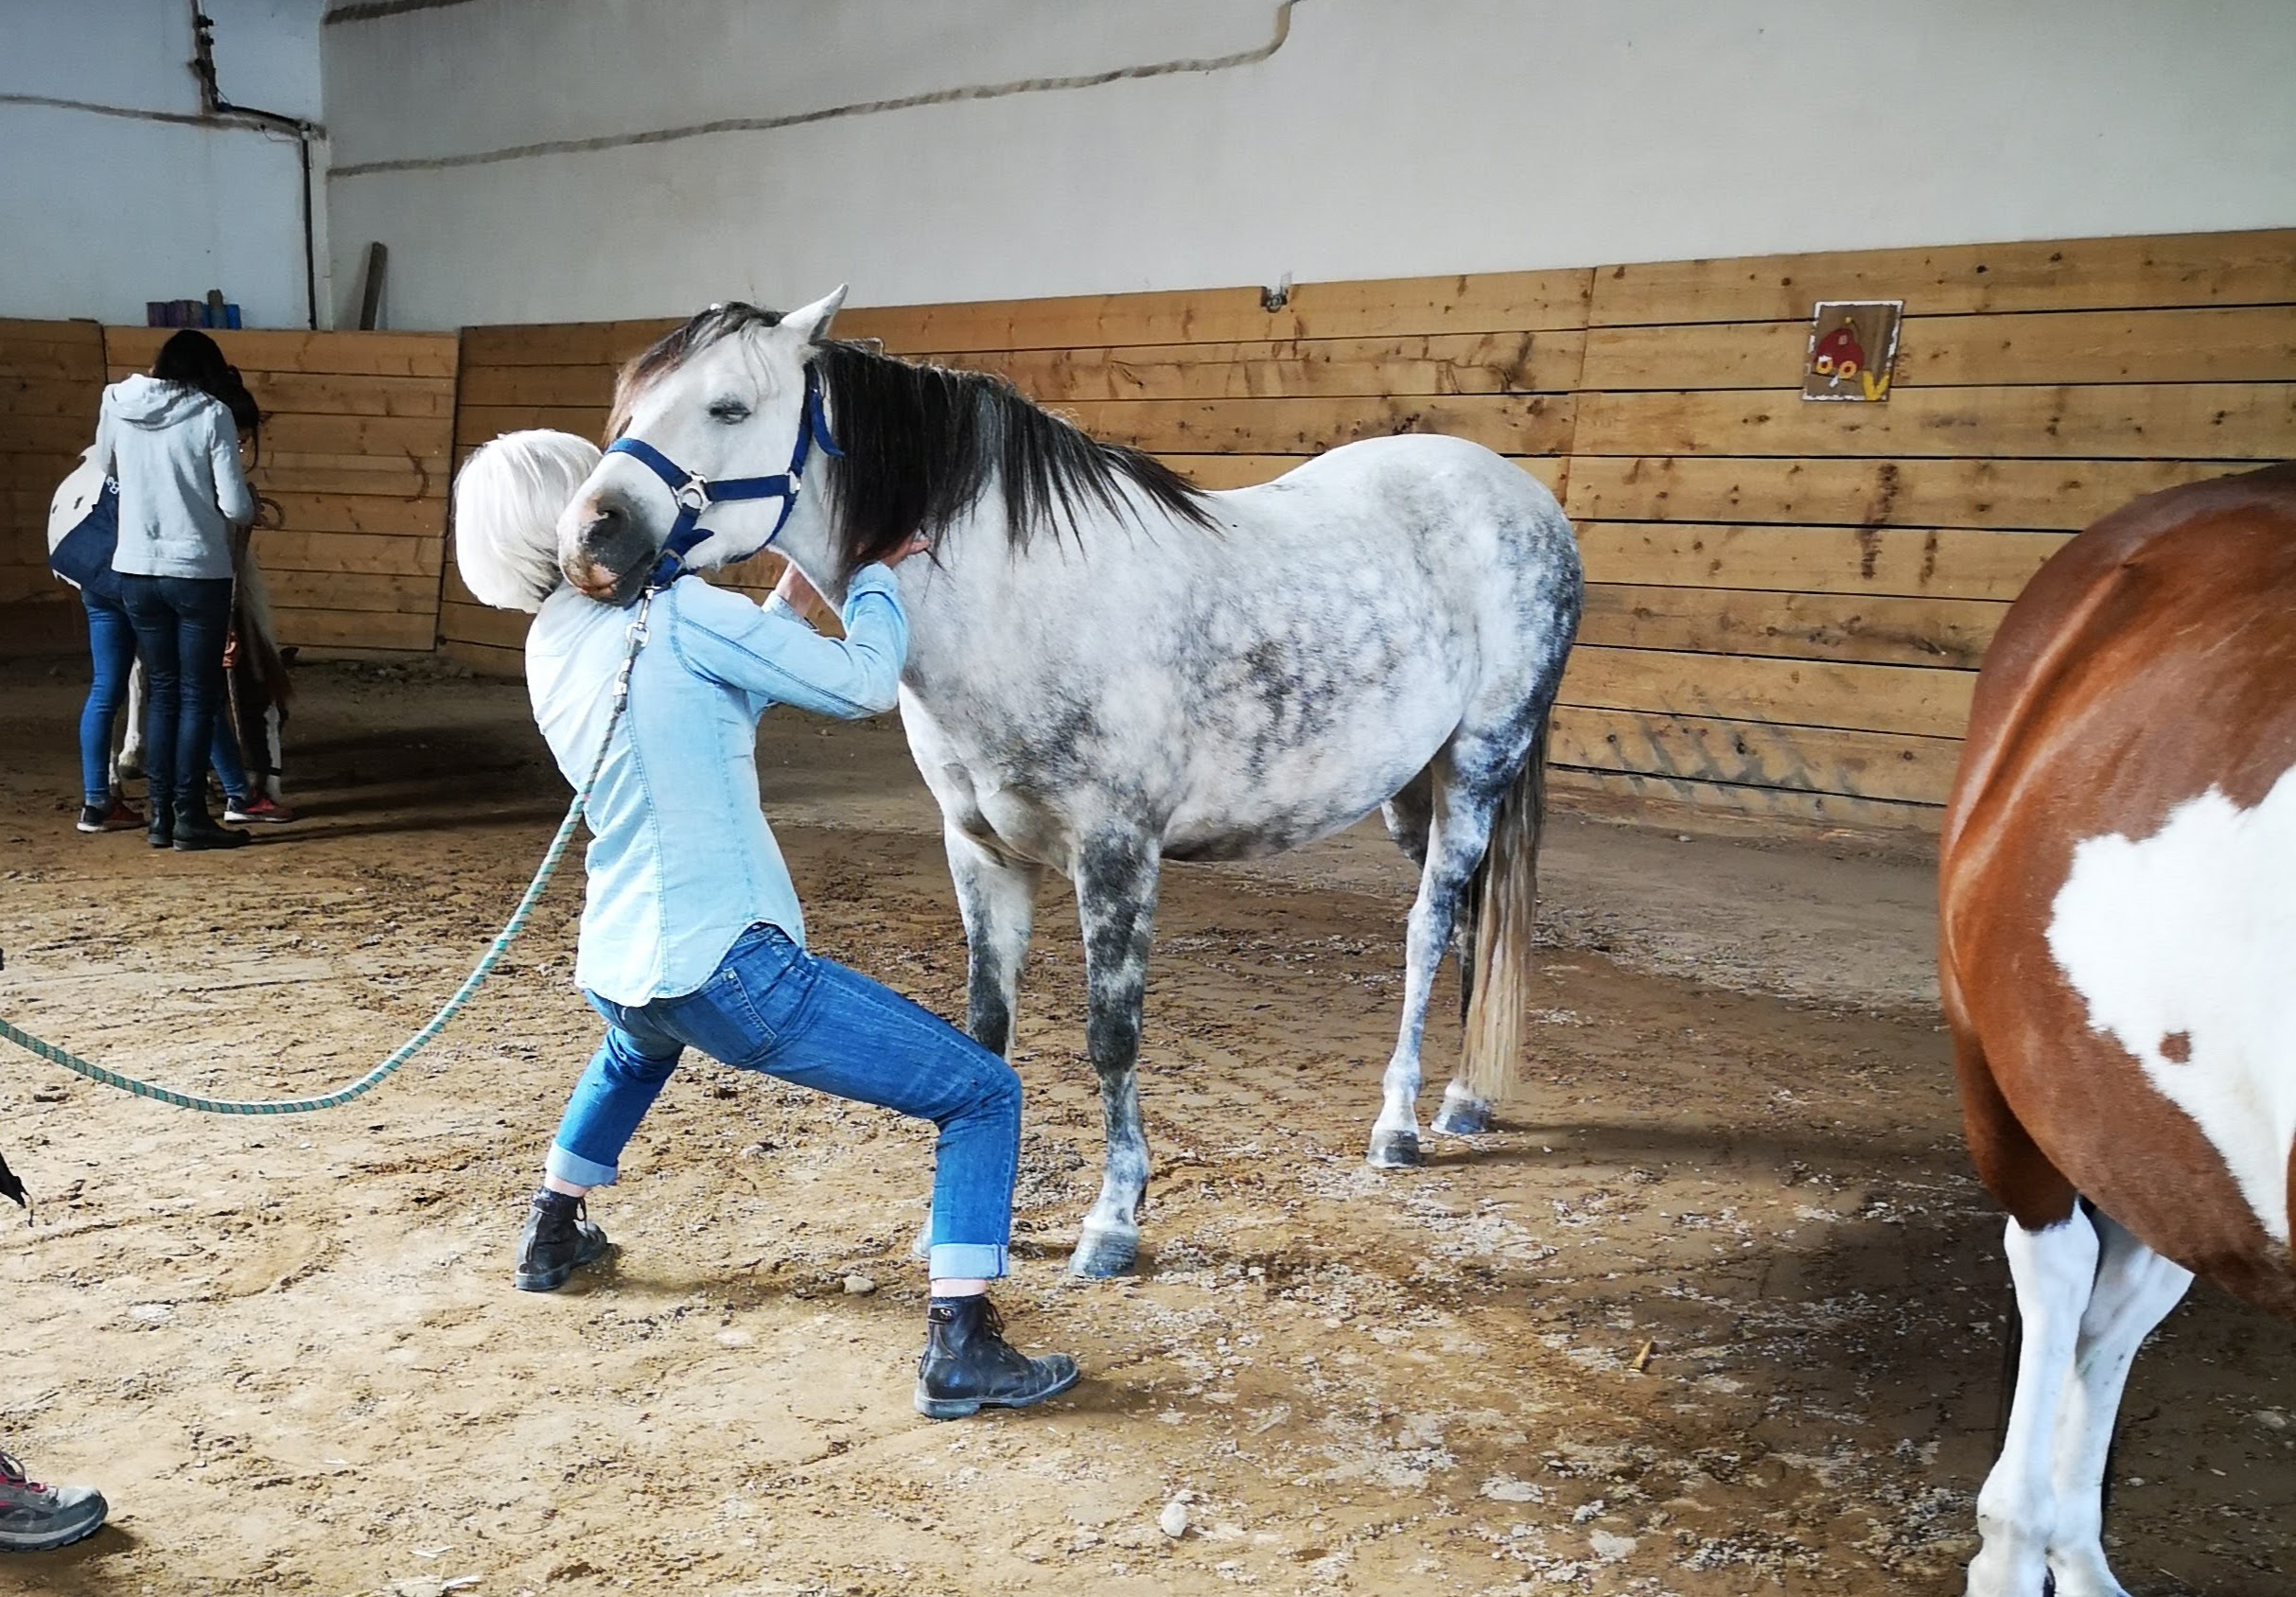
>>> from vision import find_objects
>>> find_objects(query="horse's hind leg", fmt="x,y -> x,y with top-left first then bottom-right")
1368,760 -> 1501,1168
1969,1202 -> 2187,1597
1385,770 -> 1488,1126
1970,1209 -> 2099,1597
2036,1208 -> 2190,1597
1069,831 -> 1162,1277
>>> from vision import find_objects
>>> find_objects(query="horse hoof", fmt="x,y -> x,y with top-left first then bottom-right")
908,1222 -> 932,1264
1068,1229 -> 1138,1278
1431,1098 -> 1493,1137
1365,1130 -> 1421,1169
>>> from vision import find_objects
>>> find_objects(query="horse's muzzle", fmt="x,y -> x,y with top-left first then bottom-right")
562,499 -> 657,606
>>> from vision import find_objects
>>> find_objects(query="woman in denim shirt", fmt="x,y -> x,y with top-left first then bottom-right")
454,432 -> 1076,1420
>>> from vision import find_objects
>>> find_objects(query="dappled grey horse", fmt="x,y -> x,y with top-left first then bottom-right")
469,289 -> 1582,1276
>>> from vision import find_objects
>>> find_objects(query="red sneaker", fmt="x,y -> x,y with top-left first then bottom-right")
75,798 -> 145,834
224,795 -> 296,824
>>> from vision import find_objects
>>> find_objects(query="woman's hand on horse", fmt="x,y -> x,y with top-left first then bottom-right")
772,560 -> 823,613
883,534 -> 932,568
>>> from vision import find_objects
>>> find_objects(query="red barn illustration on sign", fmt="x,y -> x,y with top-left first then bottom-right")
1811,322 -> 1867,388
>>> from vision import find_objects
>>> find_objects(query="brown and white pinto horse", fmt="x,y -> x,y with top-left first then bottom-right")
1941,463 -> 2296,1597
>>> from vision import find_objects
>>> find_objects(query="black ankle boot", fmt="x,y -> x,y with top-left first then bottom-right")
146,798 -> 175,850
914,1295 -> 1078,1420
515,1190 -> 610,1291
172,803 -> 249,851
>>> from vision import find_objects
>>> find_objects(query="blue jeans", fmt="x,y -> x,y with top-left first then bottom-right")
551,923 -> 1022,1281
87,588 -> 249,807
79,590 -> 136,807
117,574 -> 235,813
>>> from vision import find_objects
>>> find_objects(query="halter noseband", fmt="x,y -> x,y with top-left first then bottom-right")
603,365 -> 843,590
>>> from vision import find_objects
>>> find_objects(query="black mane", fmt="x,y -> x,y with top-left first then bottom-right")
617,303 -> 1217,571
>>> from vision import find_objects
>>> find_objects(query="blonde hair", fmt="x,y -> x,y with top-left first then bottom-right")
451,430 -> 601,612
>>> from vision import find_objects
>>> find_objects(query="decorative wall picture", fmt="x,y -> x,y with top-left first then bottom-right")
1801,299 -> 1902,401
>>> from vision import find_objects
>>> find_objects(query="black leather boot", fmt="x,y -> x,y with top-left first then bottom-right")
146,798 -> 174,850
514,1190 -> 610,1291
171,799 -> 249,851
914,1295 -> 1079,1419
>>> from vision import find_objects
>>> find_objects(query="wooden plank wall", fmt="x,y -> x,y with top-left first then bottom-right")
1558,229 -> 2295,830
444,227 -> 2294,834
0,320 -> 107,655
102,328 -> 458,653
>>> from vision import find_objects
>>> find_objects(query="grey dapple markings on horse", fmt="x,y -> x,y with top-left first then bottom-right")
469,288 -> 1582,1277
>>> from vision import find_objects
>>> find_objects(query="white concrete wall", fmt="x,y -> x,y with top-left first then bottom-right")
323,0 -> 2296,328
0,0 -> 326,328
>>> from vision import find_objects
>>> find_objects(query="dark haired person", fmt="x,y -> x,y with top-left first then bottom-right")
96,329 -> 255,850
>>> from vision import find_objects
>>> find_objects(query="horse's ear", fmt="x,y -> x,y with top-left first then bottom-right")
782,284 -> 848,346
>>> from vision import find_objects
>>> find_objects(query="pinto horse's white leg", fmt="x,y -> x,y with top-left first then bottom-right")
1970,1210 -> 2100,1596
2041,1211 -> 2192,1597
1068,834 -> 1161,1277
1369,769 -> 1498,1168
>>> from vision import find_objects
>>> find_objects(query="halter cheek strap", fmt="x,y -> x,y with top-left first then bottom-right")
603,366 -> 843,590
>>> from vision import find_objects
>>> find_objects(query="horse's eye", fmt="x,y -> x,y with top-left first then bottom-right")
708,398 -> 750,423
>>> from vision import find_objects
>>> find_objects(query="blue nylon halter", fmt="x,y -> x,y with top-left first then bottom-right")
604,364 -> 843,590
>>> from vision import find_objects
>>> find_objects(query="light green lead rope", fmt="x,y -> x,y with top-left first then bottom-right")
0,590 -> 655,1116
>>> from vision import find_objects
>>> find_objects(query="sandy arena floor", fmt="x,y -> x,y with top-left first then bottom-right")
0,657 -> 2287,1597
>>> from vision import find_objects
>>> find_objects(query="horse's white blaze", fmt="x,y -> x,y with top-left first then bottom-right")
2045,768 -> 2296,1245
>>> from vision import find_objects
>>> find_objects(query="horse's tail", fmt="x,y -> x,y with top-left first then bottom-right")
1461,721 -> 1549,1103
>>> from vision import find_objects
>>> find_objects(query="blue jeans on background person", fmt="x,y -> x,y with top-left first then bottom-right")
550,923 -> 1022,1282
116,573 -> 234,816
78,590 -> 136,808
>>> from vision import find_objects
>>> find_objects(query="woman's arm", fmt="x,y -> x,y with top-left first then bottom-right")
208,407 -> 256,527
671,566 -> 910,718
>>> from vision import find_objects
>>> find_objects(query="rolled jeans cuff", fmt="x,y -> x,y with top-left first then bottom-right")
927,1241 -> 1008,1281
545,1143 -> 620,1189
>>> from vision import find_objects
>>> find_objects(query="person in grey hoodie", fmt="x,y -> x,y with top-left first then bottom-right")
96,330 -> 256,851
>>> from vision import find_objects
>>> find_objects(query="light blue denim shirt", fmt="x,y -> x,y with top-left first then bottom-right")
525,568 -> 906,1007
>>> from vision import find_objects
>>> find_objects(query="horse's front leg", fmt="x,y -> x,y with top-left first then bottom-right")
1070,833 -> 1161,1278
913,826 -> 1045,1265
115,658 -> 148,783
946,825 -> 1043,1056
